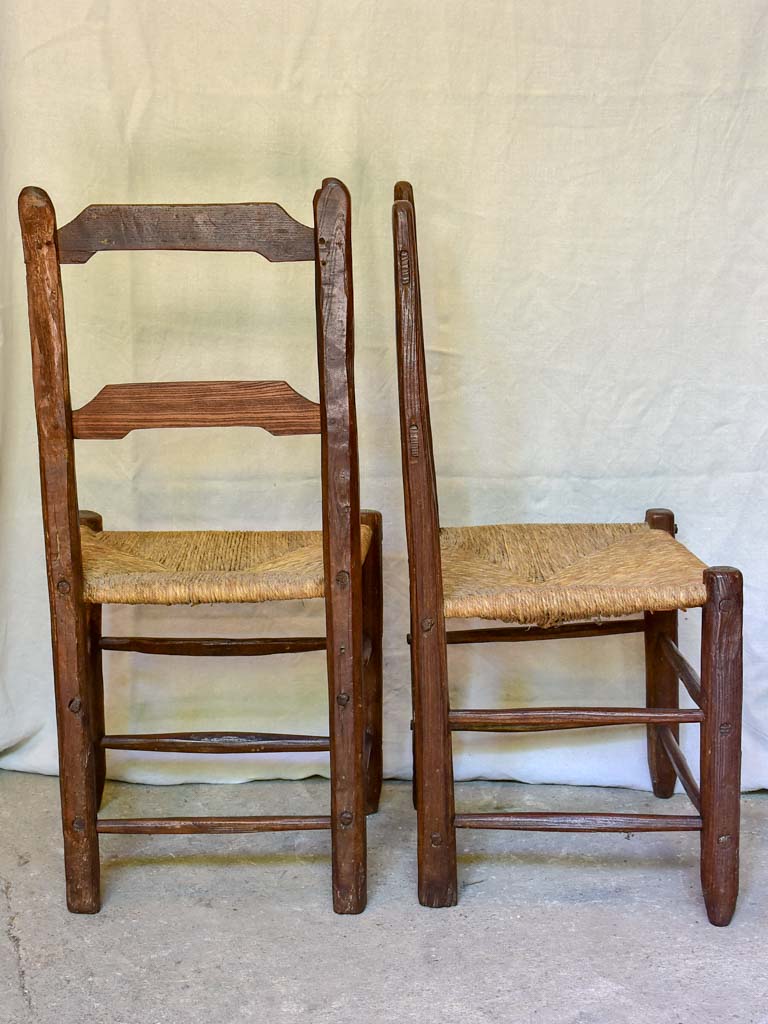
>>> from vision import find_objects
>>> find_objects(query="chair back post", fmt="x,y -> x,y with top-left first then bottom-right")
392,183 -> 457,906
18,186 -> 100,911
313,178 -> 367,912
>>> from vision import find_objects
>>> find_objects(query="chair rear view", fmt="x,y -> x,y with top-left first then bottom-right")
19,180 -> 383,915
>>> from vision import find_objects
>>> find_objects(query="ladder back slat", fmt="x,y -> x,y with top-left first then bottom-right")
72,380 -> 321,438
57,203 -> 315,263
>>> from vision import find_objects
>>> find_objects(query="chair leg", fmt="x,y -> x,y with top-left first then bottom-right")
412,625 -> 458,908
87,603 -> 106,808
361,510 -> 383,815
52,621 -> 101,913
644,508 -> 679,797
327,616 -> 367,914
700,566 -> 743,926
644,609 -> 679,797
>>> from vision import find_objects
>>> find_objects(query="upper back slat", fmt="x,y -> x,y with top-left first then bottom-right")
56,203 -> 315,264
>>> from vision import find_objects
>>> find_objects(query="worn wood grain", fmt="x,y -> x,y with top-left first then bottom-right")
97,816 -> 332,834
73,380 -> 321,438
57,203 -> 315,263
445,619 -> 646,644
18,186 -> 101,913
449,707 -> 703,732
100,635 -> 326,656
101,731 -> 330,754
361,510 -> 383,815
393,185 -> 457,907
80,511 -> 107,807
315,179 -> 367,914
455,813 -> 703,832
700,566 -> 743,925
644,509 -> 680,799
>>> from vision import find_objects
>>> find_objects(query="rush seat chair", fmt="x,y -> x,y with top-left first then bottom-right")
392,181 -> 743,926
19,179 -> 383,915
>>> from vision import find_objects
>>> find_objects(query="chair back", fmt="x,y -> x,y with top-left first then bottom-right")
19,180 -> 362,677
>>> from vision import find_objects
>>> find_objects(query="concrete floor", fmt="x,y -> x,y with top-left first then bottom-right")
0,771 -> 766,1024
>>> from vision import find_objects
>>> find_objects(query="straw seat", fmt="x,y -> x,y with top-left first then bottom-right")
80,524 -> 374,605
440,522 -> 707,626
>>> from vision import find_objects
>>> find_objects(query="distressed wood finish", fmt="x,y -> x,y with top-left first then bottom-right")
644,509 -> 681,798
73,380 -> 321,438
57,202 -> 315,263
21,181 -> 377,915
393,183 -> 744,924
315,179 -> 367,914
449,707 -> 703,732
100,636 -> 326,656
101,732 -> 330,754
445,619 -> 645,644
393,186 -> 457,907
659,634 -> 703,707
79,511 -> 107,807
455,813 -> 702,832
700,567 -> 743,926
97,816 -> 331,834
361,510 -> 384,814
19,187 -> 101,913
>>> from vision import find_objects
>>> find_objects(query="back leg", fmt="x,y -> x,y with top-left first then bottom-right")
361,510 -> 383,815
644,509 -> 679,797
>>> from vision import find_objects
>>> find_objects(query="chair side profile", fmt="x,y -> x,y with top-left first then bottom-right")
392,181 -> 743,925
19,180 -> 383,915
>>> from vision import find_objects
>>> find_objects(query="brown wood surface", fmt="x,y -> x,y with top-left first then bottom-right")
700,566 -> 743,926
101,732 -> 330,754
73,380 -> 321,438
100,636 -> 326,656
57,202 -> 315,263
658,725 -> 701,812
393,184 -> 457,907
315,179 -> 367,914
445,619 -> 645,644
448,707 -> 703,732
361,510 -> 384,815
454,813 -> 703,832
644,509 -> 680,798
19,187 -> 101,913
659,633 -> 703,707
96,816 -> 332,835
80,511 -> 107,807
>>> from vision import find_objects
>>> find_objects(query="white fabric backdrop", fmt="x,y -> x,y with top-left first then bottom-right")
1,0 -> 766,790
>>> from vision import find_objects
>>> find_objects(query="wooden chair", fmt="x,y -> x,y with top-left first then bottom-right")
392,181 -> 743,926
18,179 -> 383,915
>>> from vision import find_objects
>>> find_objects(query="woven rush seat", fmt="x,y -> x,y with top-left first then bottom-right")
81,524 -> 374,605
440,522 -> 708,626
